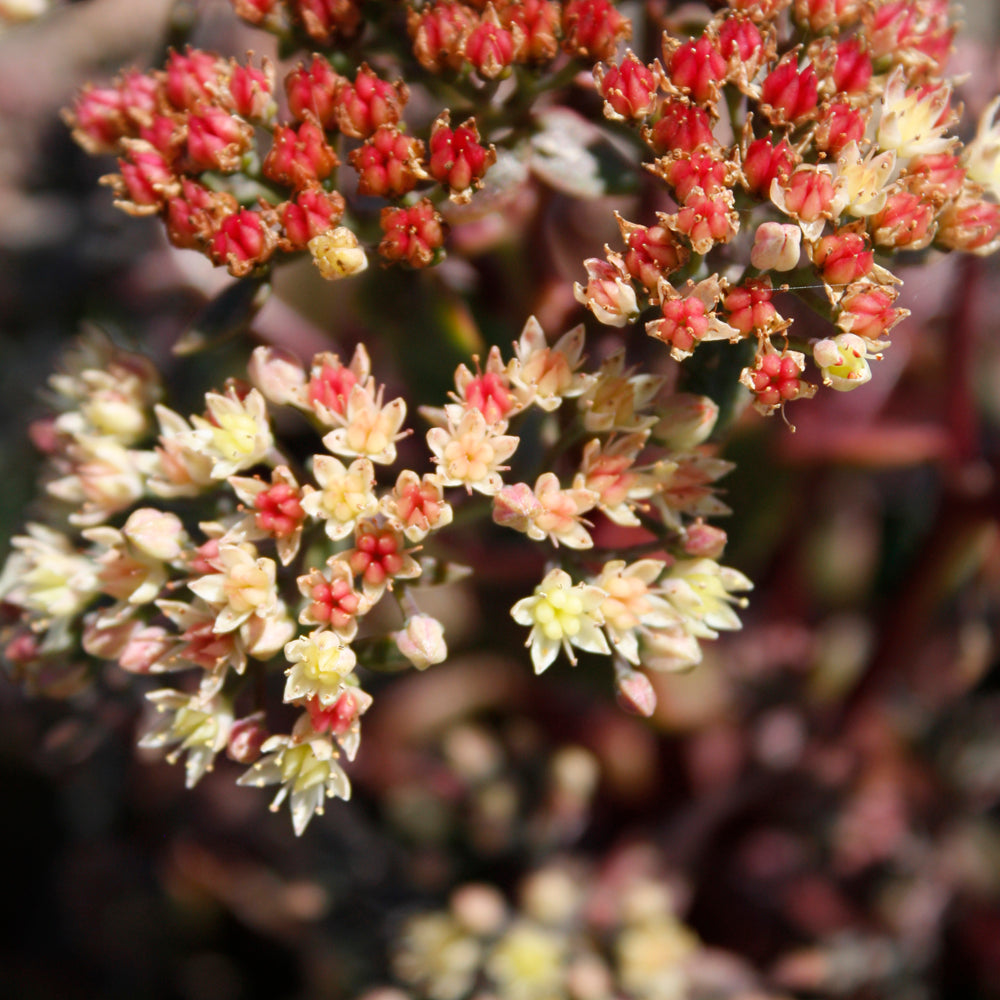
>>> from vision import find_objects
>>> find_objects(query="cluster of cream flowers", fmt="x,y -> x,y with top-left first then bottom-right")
1,319 -> 749,833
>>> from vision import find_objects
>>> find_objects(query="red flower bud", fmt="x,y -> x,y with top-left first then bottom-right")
407,1 -> 477,71
280,185 -> 346,248
286,55 -> 344,129
597,51 -> 659,120
186,105 -> 253,172
428,114 -> 495,194
668,35 -> 727,106
562,0 -> 631,64
464,12 -> 516,79
351,125 -> 426,199
378,199 -> 446,268
293,0 -> 364,46
164,47 -> 223,111
263,120 -> 339,189
648,99 -> 715,154
741,134 -> 796,198
334,63 -> 408,140
761,53 -> 818,124
832,37 -> 872,95
812,230 -> 873,286
211,208 -> 276,276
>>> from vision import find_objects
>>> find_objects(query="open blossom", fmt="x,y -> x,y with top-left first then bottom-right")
147,404 -> 216,497
187,542 -> 279,633
593,559 -> 680,666
427,406 -> 519,495
494,473 -> 597,549
510,318 -> 591,411
877,67 -> 954,162
660,559 -> 752,639
830,141 -> 897,219
296,557 -> 367,639
184,387 -> 274,479
237,732 -> 351,836
964,96 -> 1000,201
573,256 -> 640,327
574,434 -> 657,527
283,630 -> 361,707
511,568 -> 609,674
322,383 -> 408,465
581,350 -> 665,433
227,466 -> 305,565
813,332 -> 875,390
380,470 -> 453,542
139,689 -> 233,788
0,523 -> 98,622
301,455 -> 378,540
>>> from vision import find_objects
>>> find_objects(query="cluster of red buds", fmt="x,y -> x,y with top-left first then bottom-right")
65,1 -> 638,279
573,0 -> 1000,415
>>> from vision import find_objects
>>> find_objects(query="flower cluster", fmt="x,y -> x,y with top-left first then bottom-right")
1,316 -> 746,832
64,1 -> 638,279
369,856 -> 785,1000
573,0 -> 1000,414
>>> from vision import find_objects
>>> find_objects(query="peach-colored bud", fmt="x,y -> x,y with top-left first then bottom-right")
451,884 -> 507,936
751,222 -> 802,271
118,625 -> 173,674
395,614 -> 448,670
309,228 -> 368,280
615,665 -> 657,717
683,519 -> 728,559
248,346 -> 307,404
652,393 -> 718,449
122,508 -> 186,561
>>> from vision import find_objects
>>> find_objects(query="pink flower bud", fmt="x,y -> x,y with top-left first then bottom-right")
838,287 -> 906,342
742,135 -> 796,198
307,691 -> 360,736
505,0 -> 561,63
573,257 -> 639,327
719,15 -> 763,68
409,3 -> 476,71
905,153 -> 966,203
395,614 -> 448,670
648,100 -> 714,154
117,147 -> 178,208
814,102 -> 867,158
229,61 -> 275,121
123,508 -> 186,561
812,230 -> 873,286
936,197 -> 1000,254
186,105 -> 253,172
164,47 -> 223,111
227,713 -> 270,763
658,149 -> 728,203
832,37 -> 872,95
750,221 -> 802,272
211,208 -> 276,276
652,393 -> 718,449
648,296 -> 709,354
683,519 -> 728,559
621,220 -> 688,292
615,665 -> 657,717
869,190 -> 936,250
776,166 -> 835,223
248,345 -> 307,405
280,185 -> 346,249
464,13 -> 516,79
68,85 -> 125,153
741,349 -> 813,409
725,278 -> 779,333
254,481 -> 305,539
295,0 -> 364,46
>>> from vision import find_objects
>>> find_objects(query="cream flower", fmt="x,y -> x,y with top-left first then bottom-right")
237,733 -> 351,835
830,141 -> 897,219
511,568 -> 609,674
146,404 -> 216,497
283,630 -> 359,706
0,523 -> 98,621
427,406 -> 519,495
660,559 -> 752,639
184,388 -> 274,479
139,689 -> 233,788
322,383 -> 407,465
573,434 -> 658,527
301,455 -> 378,540
877,66 -> 955,162
187,542 -> 279,633
593,559 -> 680,666
510,317 -> 592,411
964,96 -> 1000,201
813,332 -> 875,391
581,350 -> 665,433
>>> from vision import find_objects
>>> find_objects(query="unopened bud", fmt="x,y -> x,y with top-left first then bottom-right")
683,519 -> 728,559
615,664 -> 657,717
395,613 -> 447,670
309,228 -> 368,280
248,345 -> 307,405
751,221 -> 802,271
122,508 -> 186,561
227,712 -> 269,763
492,482 -> 542,533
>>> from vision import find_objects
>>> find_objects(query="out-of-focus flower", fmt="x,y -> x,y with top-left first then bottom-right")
139,690 -> 233,788
394,614 -> 448,670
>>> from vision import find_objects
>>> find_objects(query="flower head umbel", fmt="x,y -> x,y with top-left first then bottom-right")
511,568 -> 609,674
